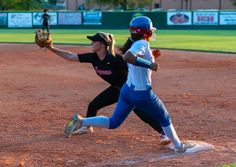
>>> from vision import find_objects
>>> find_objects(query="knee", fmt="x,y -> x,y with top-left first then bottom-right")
88,102 -> 96,111
108,117 -> 122,129
160,115 -> 171,127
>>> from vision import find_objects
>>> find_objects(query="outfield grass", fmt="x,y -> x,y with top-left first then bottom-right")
220,164 -> 236,167
0,29 -> 236,53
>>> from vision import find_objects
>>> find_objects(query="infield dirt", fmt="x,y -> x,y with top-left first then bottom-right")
0,44 -> 235,167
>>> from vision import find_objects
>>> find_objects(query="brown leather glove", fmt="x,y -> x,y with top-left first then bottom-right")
35,29 -> 52,48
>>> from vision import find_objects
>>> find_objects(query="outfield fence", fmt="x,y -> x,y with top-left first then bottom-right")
0,11 -> 236,29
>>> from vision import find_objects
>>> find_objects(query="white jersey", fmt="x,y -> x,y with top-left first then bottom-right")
126,39 -> 154,90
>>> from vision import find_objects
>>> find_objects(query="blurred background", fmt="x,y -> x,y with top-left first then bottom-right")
0,0 -> 236,11
0,0 -> 236,30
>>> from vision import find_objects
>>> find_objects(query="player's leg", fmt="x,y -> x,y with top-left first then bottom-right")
82,84 -> 135,129
133,88 -> 186,150
109,84 -> 135,128
86,86 -> 120,117
133,107 -> 163,134
73,86 -> 120,135
46,26 -> 49,33
137,90 -> 195,151
133,107 -> 171,145
46,23 -> 50,33
65,84 -> 134,137
42,23 -> 46,31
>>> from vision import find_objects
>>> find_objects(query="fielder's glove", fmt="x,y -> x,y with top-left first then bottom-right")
35,29 -> 52,48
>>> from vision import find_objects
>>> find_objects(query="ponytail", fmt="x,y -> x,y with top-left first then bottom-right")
108,34 -> 115,56
121,34 -> 143,54
121,38 -> 133,54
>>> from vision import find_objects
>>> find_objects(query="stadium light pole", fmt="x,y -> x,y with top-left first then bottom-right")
181,0 -> 183,10
185,0 -> 188,10
190,0 -> 192,10
75,0 -> 78,11
219,0 -> 222,10
65,0 -> 68,10
149,0 -> 153,10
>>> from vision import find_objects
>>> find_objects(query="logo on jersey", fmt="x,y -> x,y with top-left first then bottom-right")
95,66 -> 112,75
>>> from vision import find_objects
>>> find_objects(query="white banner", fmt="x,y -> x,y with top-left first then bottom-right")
167,12 -> 192,25
220,12 -> 236,25
8,13 -> 32,27
83,12 -> 102,25
33,12 -> 57,26
58,12 -> 82,25
193,11 -> 218,25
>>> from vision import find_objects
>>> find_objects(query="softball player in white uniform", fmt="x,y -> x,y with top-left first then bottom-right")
65,16 -> 195,152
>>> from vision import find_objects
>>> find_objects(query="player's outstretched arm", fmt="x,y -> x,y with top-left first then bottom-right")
48,47 -> 79,62
35,29 -> 79,62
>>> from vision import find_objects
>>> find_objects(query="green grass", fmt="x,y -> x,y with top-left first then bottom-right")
219,163 -> 236,167
0,29 -> 236,53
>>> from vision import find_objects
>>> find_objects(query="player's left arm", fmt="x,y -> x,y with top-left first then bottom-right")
123,51 -> 159,71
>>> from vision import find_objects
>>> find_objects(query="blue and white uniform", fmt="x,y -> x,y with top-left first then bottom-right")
126,39 -> 153,90
108,39 -> 171,129
81,16 -> 182,149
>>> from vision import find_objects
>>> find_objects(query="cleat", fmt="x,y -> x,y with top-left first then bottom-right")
72,126 -> 94,135
174,141 -> 196,153
160,134 -> 171,145
64,114 -> 83,138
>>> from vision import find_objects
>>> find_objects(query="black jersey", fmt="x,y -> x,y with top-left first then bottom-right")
78,52 -> 128,88
42,13 -> 50,23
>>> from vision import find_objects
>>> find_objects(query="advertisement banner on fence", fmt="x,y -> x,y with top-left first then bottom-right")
33,12 -> 57,26
83,12 -> 102,25
0,13 -> 7,26
193,11 -> 218,25
58,12 -> 82,25
8,13 -> 32,27
167,12 -> 192,25
220,12 -> 236,25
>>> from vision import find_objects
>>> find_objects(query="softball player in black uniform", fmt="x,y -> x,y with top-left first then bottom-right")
41,9 -> 50,33
46,32 -> 170,145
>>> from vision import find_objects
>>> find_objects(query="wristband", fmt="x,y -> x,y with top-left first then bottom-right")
134,57 -> 152,69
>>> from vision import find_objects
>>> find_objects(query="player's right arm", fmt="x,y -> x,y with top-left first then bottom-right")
49,47 -> 79,62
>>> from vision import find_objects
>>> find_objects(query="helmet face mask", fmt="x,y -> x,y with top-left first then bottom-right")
129,16 -> 156,41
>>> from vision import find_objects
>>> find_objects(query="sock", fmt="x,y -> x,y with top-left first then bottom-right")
82,116 -> 110,128
162,123 -> 182,148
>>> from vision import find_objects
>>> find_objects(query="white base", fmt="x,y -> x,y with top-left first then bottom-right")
87,140 -> 215,166
159,140 -> 214,159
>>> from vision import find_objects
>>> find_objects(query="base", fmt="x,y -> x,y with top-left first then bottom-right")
159,140 -> 215,159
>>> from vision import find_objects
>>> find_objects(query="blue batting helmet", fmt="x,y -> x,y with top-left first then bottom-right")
129,16 -> 156,39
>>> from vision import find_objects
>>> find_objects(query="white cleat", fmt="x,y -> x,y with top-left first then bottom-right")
72,126 -> 94,135
174,141 -> 196,153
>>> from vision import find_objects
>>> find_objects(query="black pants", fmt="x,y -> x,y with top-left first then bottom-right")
42,22 -> 49,33
86,86 -> 164,135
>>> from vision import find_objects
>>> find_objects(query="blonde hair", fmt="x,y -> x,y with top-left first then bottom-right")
98,32 -> 116,56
